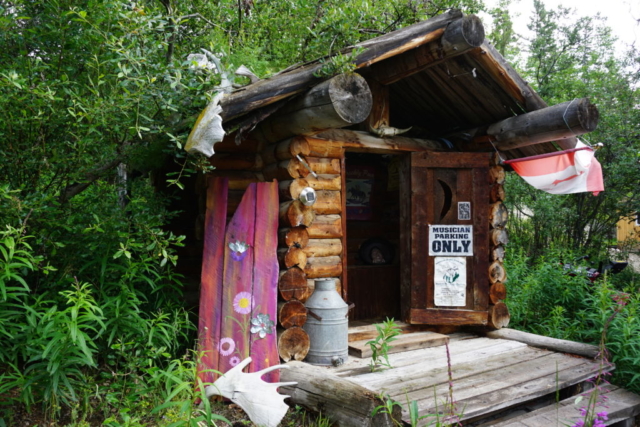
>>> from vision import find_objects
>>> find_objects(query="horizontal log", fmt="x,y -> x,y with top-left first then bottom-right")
279,267 -> 311,302
485,328 -> 599,358
371,15 -> 485,85
278,300 -> 308,328
489,261 -> 507,284
491,228 -> 509,246
306,137 -> 345,158
219,10 -> 463,121
208,152 -> 263,171
277,326 -> 310,362
278,226 -> 310,248
262,137 -> 310,164
211,131 -> 263,153
489,282 -> 507,304
302,239 -> 343,258
305,174 -> 342,191
280,361 -> 401,427
305,256 -> 343,278
307,214 -> 343,238
279,200 -> 316,227
263,158 -> 310,181
311,129 -> 447,153
482,98 -> 599,151
490,202 -> 508,229
487,302 -> 510,330
313,190 -> 342,215
256,73 -> 372,144
278,247 -> 308,270
279,178 -> 309,201
307,157 -> 341,175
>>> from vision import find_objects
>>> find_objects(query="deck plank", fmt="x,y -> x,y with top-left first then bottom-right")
491,385 -> 640,427
412,354 -> 609,421
348,331 -> 449,358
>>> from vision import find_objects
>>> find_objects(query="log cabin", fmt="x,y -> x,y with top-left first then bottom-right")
177,10 -> 640,427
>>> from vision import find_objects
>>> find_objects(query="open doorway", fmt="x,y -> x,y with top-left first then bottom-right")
344,152 -> 403,321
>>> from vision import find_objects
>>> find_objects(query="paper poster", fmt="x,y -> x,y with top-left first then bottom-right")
434,257 -> 467,307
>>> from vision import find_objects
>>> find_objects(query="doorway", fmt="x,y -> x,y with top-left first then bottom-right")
344,152 -> 403,321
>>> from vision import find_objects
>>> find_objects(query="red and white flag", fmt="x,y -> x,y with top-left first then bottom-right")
504,141 -> 604,196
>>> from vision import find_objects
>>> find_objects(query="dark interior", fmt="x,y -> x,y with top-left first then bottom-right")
345,152 -> 403,321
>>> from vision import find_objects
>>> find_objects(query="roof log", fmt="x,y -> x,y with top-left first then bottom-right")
448,98 -> 599,152
370,15 -> 486,85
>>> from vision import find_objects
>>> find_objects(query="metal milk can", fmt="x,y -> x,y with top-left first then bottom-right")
304,279 -> 349,366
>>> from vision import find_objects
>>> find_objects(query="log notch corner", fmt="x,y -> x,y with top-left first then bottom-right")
487,156 -> 510,330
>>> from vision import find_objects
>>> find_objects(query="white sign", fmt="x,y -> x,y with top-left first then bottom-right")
434,257 -> 467,307
428,225 -> 473,256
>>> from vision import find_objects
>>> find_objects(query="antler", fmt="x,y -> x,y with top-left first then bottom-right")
205,357 -> 297,427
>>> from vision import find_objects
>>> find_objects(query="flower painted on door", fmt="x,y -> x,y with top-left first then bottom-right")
218,337 -> 235,356
229,356 -> 241,367
228,240 -> 250,261
233,291 -> 254,314
250,313 -> 275,339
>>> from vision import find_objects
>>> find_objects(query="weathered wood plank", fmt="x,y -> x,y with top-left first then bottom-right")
197,177 -> 228,385
312,129 -> 448,154
349,331 -> 449,358
249,182 -> 280,381
491,385 -> 640,427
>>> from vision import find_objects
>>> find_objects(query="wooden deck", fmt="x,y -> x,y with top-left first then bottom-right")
281,327 -> 640,426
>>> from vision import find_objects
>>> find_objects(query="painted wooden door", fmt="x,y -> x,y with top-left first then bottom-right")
198,178 -> 280,386
401,152 -> 492,326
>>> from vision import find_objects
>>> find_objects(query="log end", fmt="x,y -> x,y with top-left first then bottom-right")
444,15 -> 485,49
579,98 -> 600,132
488,302 -> 510,330
329,73 -> 373,125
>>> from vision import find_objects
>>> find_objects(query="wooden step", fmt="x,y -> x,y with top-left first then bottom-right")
348,321 -> 426,342
489,385 -> 640,426
348,331 -> 449,358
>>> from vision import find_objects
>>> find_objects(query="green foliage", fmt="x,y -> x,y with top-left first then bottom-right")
367,317 -> 402,372
504,249 -> 640,394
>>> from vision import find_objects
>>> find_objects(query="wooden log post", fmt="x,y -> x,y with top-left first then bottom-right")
307,214 -> 343,238
278,300 -> 308,329
279,200 -> 316,227
277,326 -> 310,362
278,247 -> 308,270
305,256 -> 343,278
255,73 -> 373,144
279,267 -> 311,302
278,227 -> 310,249
280,361 -> 402,427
